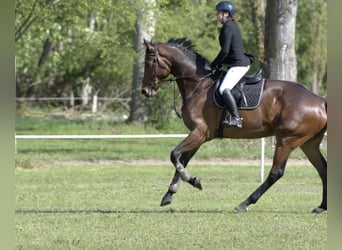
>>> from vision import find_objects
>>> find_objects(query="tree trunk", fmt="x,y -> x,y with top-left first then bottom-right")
264,0 -> 297,81
129,0 -> 156,123
249,0 -> 266,64
81,11 -> 96,107
38,38 -> 52,68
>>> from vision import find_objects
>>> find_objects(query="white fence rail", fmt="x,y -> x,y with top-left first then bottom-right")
15,133 -> 327,182
16,97 -> 130,102
15,134 -> 187,139
15,134 -> 268,182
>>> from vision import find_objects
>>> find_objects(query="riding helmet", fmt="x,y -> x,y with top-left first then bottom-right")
215,1 -> 236,16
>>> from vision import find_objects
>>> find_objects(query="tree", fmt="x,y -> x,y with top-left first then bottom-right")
296,0 -> 327,94
264,0 -> 297,81
15,0 -> 326,125
129,0 -> 156,123
15,0 -> 136,105
248,0 -> 266,64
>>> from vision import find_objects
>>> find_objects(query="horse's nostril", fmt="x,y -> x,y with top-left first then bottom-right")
141,89 -> 149,97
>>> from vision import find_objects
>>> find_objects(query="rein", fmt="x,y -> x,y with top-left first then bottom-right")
152,43 -> 212,84
163,73 -> 213,119
150,44 -> 213,119
173,81 -> 182,119
159,72 -> 213,83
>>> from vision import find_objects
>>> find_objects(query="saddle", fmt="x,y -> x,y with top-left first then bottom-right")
213,68 -> 264,110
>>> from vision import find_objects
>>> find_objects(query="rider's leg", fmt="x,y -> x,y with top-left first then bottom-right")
221,88 -> 243,127
219,66 -> 250,128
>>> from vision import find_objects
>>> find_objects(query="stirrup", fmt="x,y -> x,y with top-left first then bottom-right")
222,117 -> 243,128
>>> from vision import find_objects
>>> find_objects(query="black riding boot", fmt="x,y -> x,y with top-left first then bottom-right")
221,88 -> 243,128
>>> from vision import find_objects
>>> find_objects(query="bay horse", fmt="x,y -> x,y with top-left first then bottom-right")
141,38 -> 327,213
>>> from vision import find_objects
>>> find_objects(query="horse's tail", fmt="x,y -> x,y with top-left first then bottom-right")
325,98 -> 327,115
309,98 -> 327,143
323,98 -> 327,133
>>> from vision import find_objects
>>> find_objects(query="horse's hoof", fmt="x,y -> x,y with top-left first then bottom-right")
160,194 -> 172,207
312,207 -> 326,214
189,177 -> 202,190
234,204 -> 248,212
194,177 -> 203,190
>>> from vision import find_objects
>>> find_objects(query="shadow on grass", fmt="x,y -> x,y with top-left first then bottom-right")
15,208 -> 229,214
15,208 -> 314,214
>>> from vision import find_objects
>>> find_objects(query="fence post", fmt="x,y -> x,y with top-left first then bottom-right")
15,134 -> 17,154
70,90 -> 74,107
92,94 -> 97,113
260,138 -> 265,182
92,89 -> 100,113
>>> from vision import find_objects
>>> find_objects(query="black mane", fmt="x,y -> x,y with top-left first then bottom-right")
165,38 -> 210,66
166,38 -> 196,52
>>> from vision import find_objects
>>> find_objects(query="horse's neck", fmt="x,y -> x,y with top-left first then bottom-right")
175,77 -> 214,104
170,60 -> 196,80
174,74 -> 198,101
167,48 -> 211,100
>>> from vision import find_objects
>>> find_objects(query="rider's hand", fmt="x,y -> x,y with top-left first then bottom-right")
211,65 -> 219,75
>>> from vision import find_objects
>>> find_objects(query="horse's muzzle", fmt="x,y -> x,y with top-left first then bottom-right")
141,87 -> 157,97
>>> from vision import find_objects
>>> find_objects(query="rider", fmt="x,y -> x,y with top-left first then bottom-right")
211,1 -> 250,128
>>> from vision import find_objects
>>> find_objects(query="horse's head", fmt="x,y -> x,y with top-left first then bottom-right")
141,39 -> 171,97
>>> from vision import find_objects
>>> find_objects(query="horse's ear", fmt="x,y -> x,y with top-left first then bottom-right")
143,38 -> 154,51
143,38 -> 149,47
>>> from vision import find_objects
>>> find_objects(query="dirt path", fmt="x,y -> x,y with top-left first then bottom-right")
58,158 -> 311,166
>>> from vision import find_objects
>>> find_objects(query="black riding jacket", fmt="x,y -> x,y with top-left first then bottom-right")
211,19 -> 250,69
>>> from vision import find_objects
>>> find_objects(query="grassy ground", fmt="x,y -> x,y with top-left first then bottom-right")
15,114 -> 327,249
15,164 -> 326,250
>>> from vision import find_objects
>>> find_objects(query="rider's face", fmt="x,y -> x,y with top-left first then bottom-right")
216,11 -> 229,24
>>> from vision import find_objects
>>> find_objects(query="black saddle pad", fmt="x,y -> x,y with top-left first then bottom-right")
213,69 -> 265,110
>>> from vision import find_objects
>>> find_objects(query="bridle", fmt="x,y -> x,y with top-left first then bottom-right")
149,43 -> 168,88
145,43 -> 214,118
147,43 -> 213,86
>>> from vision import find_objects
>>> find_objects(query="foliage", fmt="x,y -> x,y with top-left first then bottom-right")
296,0 -> 327,94
15,0 -> 327,127
16,0 -> 136,99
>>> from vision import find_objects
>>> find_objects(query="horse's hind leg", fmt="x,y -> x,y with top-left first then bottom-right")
300,134 -> 327,213
235,137 -> 295,212
160,147 -> 201,206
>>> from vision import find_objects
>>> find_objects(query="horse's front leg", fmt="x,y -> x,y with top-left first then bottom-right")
160,131 -> 206,206
160,148 -> 201,206
160,171 -> 181,206
171,140 -> 204,190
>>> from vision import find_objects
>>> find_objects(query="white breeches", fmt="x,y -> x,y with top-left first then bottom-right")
219,65 -> 250,94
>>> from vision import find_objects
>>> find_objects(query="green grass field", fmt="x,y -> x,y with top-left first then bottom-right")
15,115 -> 327,249
16,164 -> 326,249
